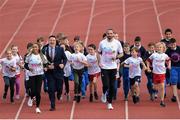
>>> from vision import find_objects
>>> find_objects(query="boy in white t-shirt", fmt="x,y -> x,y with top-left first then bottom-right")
0,49 -> 17,103
86,44 -> 101,102
147,42 -> 171,107
124,47 -> 147,104
70,42 -> 88,103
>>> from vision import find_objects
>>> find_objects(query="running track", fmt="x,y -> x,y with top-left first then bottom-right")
0,0 -> 180,119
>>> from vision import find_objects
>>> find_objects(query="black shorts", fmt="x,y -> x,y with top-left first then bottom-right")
130,76 -> 141,86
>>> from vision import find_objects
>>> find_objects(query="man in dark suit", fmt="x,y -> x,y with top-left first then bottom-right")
42,35 -> 67,111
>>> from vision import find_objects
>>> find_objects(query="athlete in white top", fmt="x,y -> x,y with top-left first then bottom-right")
98,29 -> 123,110
146,42 -> 171,107
124,47 -> 146,104
0,49 -> 17,103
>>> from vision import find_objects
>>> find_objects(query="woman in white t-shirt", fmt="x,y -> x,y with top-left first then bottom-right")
124,47 -> 147,104
86,44 -> 101,102
11,45 -> 24,100
70,42 -> 88,103
0,49 -> 16,104
146,42 -> 171,107
25,43 -> 48,113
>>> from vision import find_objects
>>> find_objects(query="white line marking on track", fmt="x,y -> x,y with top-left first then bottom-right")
70,101 -> 76,120
123,0 -> 128,119
152,0 -> 163,38
14,94 -> 26,120
12,1 -> 38,119
0,0 -> 8,11
152,0 -> 180,111
125,101 -> 129,120
0,0 -> 37,57
122,0 -> 126,42
50,0 -> 67,35
158,7 -> 180,17
84,0 -> 96,46
70,0 -> 95,119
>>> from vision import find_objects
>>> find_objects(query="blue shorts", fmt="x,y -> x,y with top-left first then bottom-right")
170,67 -> 180,85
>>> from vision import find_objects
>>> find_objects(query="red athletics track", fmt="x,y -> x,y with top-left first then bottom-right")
0,0 -> 180,119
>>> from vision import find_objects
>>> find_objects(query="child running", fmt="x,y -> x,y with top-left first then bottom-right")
60,43 -> 72,101
146,42 -> 171,107
124,47 -> 147,104
11,45 -> 24,100
166,38 -> 180,102
120,43 -> 131,101
70,42 -> 88,103
86,44 -> 101,102
0,49 -> 17,103
144,42 -> 157,101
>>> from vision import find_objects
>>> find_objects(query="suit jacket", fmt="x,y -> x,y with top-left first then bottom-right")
42,44 -> 67,78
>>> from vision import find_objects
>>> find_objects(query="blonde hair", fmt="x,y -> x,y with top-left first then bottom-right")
155,42 -> 166,53
73,41 -> 83,51
6,48 -> 12,54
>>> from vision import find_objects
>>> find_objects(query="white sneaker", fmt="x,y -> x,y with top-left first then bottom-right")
107,103 -> 114,110
35,107 -> 41,114
101,93 -> 107,103
27,98 -> 33,107
16,95 -> 20,100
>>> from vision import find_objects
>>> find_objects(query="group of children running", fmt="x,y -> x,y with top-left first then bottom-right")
0,28 -> 179,113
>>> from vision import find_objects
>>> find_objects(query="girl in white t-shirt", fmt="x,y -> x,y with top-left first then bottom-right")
60,44 -> 72,101
86,44 -> 101,102
0,49 -> 16,103
25,43 -> 48,113
124,47 -> 147,104
146,42 -> 171,107
70,42 -> 88,103
11,45 -> 24,100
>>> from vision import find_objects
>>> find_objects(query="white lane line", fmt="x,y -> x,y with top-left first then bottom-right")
159,7 -> 180,17
125,101 -> 129,120
0,0 -> 38,57
123,0 -> 128,119
14,94 -> 26,120
50,0 -> 67,35
122,0 -> 126,42
84,0 -> 96,46
152,0 -> 163,38
13,1 -> 38,119
0,0 -> 8,11
152,0 -> 180,110
70,101 -> 76,120
70,0 -> 95,119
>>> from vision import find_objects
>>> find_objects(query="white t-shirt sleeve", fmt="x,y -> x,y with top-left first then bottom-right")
124,58 -> 130,64
117,41 -> 123,54
148,53 -> 154,60
82,54 -> 87,61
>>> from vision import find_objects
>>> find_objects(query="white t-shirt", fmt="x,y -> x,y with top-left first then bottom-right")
149,52 -> 169,74
86,53 -> 101,75
64,51 -> 72,77
0,58 -> 17,77
13,54 -> 23,75
70,52 -> 87,70
124,57 -> 143,78
25,54 -> 45,76
98,38 -> 123,69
